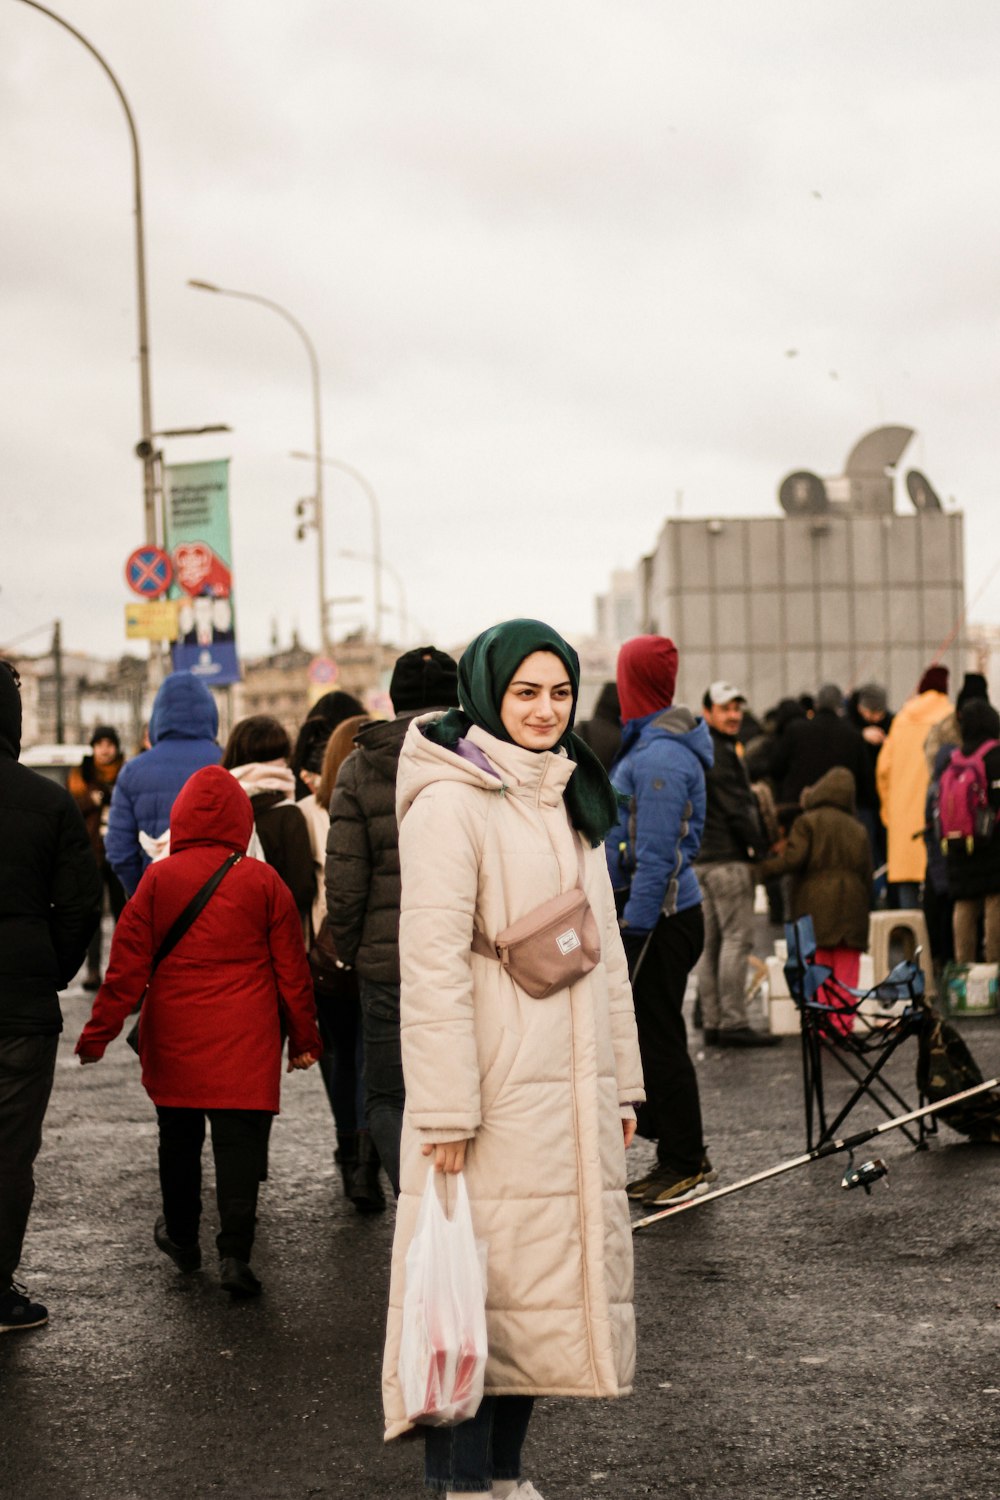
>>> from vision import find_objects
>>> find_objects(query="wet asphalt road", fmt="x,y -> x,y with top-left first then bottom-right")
3,957 -> 1000,1500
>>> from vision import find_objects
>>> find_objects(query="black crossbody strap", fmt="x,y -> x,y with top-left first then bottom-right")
150,852 -> 242,975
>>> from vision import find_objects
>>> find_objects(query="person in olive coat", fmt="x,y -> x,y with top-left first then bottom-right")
757,766 -> 872,1031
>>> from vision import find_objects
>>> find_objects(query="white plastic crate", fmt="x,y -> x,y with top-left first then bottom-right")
769,995 -> 801,1035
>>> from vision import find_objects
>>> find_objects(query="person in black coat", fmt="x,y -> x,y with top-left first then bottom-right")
325,647 -> 459,1196
575,681 -> 621,773
943,699 -> 1000,963
769,683 -> 872,810
0,660 -> 102,1332
846,682 -> 893,900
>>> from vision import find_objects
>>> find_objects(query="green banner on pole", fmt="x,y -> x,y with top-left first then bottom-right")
163,458 -> 240,685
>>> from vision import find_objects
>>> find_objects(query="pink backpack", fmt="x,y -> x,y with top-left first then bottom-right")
938,739 -> 1000,852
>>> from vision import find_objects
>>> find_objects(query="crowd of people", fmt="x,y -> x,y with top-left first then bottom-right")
2,632 -> 997,1499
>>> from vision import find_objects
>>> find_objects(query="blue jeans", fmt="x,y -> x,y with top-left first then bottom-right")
424,1395 -> 534,1493
888,881 -> 921,911
856,807 -> 887,904
358,978 -> 404,1196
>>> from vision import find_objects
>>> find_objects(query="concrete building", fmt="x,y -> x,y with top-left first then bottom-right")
595,426 -> 967,713
645,508 -> 964,711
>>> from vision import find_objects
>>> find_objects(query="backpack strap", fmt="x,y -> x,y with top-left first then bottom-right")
471,928 -> 499,961
471,836 -> 589,961
150,852 -> 242,975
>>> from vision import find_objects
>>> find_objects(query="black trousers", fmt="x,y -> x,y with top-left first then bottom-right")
0,1034 -> 59,1287
86,863 -> 127,976
156,1106 -> 271,1262
623,904 -> 707,1177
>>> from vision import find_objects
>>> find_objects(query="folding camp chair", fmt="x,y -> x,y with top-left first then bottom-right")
783,916 -> 930,1152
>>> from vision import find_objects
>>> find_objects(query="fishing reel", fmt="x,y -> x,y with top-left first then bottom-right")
841,1155 -> 889,1195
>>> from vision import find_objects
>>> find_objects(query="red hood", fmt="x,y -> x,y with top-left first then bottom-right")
170,765 -> 254,853
616,635 -> 679,721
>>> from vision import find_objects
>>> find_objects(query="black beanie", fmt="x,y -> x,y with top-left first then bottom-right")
90,724 -> 121,750
0,661 -> 22,756
956,673 -> 989,712
959,698 -> 1000,750
389,647 -> 460,714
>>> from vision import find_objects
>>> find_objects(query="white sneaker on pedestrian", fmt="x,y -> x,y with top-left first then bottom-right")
513,1484 -> 546,1499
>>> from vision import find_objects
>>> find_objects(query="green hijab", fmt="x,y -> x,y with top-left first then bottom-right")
425,618 -> 619,846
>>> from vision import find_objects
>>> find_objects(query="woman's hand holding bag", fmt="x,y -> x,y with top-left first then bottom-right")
398,1166 -> 488,1427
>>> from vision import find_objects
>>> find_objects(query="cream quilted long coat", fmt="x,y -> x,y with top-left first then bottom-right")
382,717 -> 645,1440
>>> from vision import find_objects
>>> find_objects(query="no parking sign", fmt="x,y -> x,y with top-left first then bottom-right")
125,545 -> 173,599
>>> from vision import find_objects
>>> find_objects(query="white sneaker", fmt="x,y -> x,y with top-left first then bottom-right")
513,1485 -> 546,1500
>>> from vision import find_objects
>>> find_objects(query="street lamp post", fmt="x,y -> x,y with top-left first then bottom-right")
291,452 -> 382,649
187,280 -> 331,657
17,0 -> 157,543
338,547 -> 410,646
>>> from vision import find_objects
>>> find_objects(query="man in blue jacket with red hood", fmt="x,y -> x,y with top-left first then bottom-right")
605,635 -> 716,1207
105,672 -> 222,895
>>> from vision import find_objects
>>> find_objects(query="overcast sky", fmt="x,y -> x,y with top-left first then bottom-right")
3,0 -> 999,665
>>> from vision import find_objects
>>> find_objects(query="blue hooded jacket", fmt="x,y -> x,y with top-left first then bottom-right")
105,672 -> 222,895
604,706 -> 714,931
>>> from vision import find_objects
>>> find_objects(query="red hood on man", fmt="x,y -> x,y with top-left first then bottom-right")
616,635 -> 679,722
170,765 -> 253,854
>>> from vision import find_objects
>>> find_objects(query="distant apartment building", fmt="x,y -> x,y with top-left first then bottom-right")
12,649 -> 149,750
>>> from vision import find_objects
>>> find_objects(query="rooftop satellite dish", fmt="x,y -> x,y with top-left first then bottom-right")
779,471 -> 829,516
906,469 -> 943,513
844,425 -> 914,478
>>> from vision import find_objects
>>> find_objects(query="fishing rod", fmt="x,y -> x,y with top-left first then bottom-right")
632,1076 -> 1000,1232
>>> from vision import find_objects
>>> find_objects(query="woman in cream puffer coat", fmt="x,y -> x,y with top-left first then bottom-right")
382,619 -> 644,1500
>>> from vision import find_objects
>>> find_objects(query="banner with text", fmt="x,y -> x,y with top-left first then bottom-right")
163,458 -> 240,685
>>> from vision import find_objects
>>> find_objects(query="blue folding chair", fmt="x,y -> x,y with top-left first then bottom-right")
783,916 -> 930,1151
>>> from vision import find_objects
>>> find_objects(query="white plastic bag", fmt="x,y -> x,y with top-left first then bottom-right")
398,1166 -> 488,1426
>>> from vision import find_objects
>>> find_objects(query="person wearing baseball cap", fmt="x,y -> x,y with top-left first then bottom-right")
694,682 -> 779,1047
705,680 -> 746,709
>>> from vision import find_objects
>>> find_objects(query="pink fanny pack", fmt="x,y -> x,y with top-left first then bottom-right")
470,842 -> 601,1000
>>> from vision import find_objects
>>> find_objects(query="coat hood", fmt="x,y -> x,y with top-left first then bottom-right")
356,712 -> 412,780
396,713 -> 575,827
169,765 -> 254,854
149,672 -> 220,745
616,636 -> 678,720
801,766 -> 856,813
622,706 -> 714,771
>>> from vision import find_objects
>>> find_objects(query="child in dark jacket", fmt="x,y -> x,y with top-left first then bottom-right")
77,766 -> 321,1299
758,767 -> 872,1032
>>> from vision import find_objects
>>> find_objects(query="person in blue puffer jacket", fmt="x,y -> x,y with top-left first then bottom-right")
605,634 -> 716,1209
105,672 -> 222,896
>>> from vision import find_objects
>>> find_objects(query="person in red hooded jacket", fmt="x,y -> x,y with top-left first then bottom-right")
76,765 -> 322,1299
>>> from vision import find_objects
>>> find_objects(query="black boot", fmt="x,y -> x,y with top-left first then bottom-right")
335,1131 -> 357,1198
349,1130 -> 386,1214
